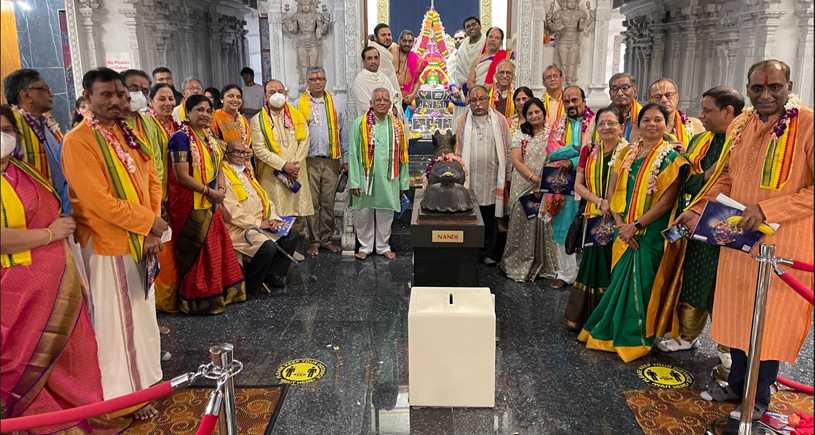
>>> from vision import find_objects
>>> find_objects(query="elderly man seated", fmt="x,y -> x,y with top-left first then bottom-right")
221,140 -> 299,294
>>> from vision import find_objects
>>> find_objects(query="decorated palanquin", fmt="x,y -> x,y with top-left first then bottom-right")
409,8 -> 454,137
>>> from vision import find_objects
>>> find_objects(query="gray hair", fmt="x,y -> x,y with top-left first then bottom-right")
264,79 -> 287,92
306,66 -> 325,77
371,87 -> 390,100
181,76 -> 201,90
543,64 -> 562,76
399,30 -> 415,40
609,72 -> 637,87
3,69 -> 41,106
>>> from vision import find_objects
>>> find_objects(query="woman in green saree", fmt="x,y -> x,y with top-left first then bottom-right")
578,103 -> 689,362
563,107 -> 627,330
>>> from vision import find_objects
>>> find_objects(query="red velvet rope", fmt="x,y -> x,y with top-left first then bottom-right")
778,271 -> 815,305
777,376 -> 815,394
791,260 -> 815,273
0,381 -> 174,433
196,414 -> 219,435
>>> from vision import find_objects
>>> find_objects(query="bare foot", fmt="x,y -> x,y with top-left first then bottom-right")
159,326 -> 170,335
322,242 -> 341,253
307,245 -> 320,256
355,252 -> 368,260
132,404 -> 158,420
383,251 -> 396,260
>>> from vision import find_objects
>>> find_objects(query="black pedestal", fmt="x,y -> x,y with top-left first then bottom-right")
411,189 -> 484,287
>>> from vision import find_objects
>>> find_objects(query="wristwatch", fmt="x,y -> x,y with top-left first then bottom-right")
633,220 -> 642,230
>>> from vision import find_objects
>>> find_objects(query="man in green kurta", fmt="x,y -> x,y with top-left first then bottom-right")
348,88 -> 409,260
657,87 -> 744,371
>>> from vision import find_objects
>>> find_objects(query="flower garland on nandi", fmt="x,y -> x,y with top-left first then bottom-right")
422,153 -> 468,190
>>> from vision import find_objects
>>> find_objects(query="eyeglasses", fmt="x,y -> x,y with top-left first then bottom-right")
373,98 -> 391,103
544,74 -> 561,80
597,121 -> 620,128
610,85 -> 633,93
308,77 -> 327,82
186,86 -> 203,92
649,92 -> 677,101
469,97 -> 488,103
227,150 -> 251,156
26,86 -> 52,94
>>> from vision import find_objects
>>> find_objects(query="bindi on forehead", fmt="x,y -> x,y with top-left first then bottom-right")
763,75 -> 769,87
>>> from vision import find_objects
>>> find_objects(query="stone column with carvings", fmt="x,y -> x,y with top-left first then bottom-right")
76,0 -> 102,89
516,0 -> 535,93
796,0 -> 814,106
587,0 -> 612,107
119,0 -> 143,70
677,17 -> 700,112
340,0 -> 362,254
612,34 -> 623,74
209,16 -> 225,88
648,24 -> 665,86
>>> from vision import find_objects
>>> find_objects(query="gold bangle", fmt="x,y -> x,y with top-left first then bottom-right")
44,228 -> 53,244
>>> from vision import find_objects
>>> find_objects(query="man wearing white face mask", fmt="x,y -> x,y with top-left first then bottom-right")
250,79 -> 313,239
2,69 -> 70,213
121,70 -> 169,200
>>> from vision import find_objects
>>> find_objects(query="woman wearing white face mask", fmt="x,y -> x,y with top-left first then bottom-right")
249,79 -> 313,235
0,105 -> 126,431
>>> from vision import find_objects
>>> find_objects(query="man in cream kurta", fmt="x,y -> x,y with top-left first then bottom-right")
367,24 -> 402,104
222,140 -> 299,294
449,16 -> 486,129
250,80 -> 314,229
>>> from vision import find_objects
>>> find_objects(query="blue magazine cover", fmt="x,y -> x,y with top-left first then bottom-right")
396,193 -> 411,219
519,194 -> 542,219
539,167 -> 576,195
691,201 -> 764,252
268,216 -> 297,237
583,215 -> 616,247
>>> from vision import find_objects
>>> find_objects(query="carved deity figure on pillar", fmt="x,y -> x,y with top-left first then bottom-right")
545,0 -> 595,86
282,0 -> 331,91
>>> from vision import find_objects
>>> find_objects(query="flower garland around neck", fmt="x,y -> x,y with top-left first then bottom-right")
180,122 -> 217,168
677,109 -> 694,136
267,103 -> 295,131
551,107 -> 596,144
621,139 -> 674,194
14,106 -> 47,144
731,94 -> 802,150
595,137 -> 629,167
422,153 -> 468,190
86,113 -> 142,173
147,108 -> 181,133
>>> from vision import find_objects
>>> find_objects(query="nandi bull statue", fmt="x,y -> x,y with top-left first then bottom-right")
420,130 -> 473,214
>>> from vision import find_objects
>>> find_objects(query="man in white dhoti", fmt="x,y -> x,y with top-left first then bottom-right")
348,88 -> 409,260
454,85 -> 510,265
449,16 -> 486,128
352,47 -> 399,119
61,67 -> 165,419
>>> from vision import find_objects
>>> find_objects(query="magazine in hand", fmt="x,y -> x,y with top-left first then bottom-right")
273,169 -> 302,193
267,216 -> 296,237
539,167 -> 576,196
691,201 -> 764,252
519,194 -> 542,219
583,215 -> 616,247
396,193 -> 411,219
144,254 -> 160,299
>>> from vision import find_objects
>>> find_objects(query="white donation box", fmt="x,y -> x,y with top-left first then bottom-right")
408,286 -> 495,407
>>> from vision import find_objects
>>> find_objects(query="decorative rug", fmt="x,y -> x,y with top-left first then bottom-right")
624,388 -> 813,435
124,385 -> 288,434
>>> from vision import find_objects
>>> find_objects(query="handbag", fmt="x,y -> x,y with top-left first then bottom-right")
335,169 -> 348,193
565,199 -> 586,255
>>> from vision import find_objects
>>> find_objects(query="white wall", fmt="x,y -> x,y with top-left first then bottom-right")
246,10 -> 263,81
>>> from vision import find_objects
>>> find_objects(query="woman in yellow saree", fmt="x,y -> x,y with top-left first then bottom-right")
578,103 -> 689,362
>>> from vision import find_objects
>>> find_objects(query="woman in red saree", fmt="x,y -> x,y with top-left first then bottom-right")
467,27 -> 515,92
0,105 -> 126,433
167,95 -> 246,314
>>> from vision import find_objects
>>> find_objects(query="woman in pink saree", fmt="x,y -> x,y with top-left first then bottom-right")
0,105 -> 126,434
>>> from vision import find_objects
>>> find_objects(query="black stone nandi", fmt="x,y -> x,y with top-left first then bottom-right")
420,130 -> 473,214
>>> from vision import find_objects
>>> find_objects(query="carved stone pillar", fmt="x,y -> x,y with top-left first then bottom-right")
723,41 -> 738,88
755,10 -> 786,61
119,0 -> 142,70
796,0 -> 814,106
587,0 -> 612,107
209,19 -> 224,88
341,0 -> 362,254
648,25 -> 665,85
642,46 -> 652,94
677,20 -> 700,112
74,0 -> 102,92
267,0 -> 285,81
332,0 -> 347,92
612,34 -> 623,74
516,0 -> 535,92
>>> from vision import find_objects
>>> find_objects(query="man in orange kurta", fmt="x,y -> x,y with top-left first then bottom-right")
62,68 -> 167,420
677,60 -> 813,420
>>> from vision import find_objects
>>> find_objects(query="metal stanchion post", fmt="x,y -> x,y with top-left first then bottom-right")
738,244 -> 775,435
210,343 -> 238,435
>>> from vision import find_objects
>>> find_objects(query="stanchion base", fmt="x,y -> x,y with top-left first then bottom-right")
705,417 -> 776,435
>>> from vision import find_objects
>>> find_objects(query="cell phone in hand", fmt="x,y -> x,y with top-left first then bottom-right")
661,224 -> 689,243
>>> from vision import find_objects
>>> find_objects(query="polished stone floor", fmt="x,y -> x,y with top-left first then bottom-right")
157,222 -> 814,435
